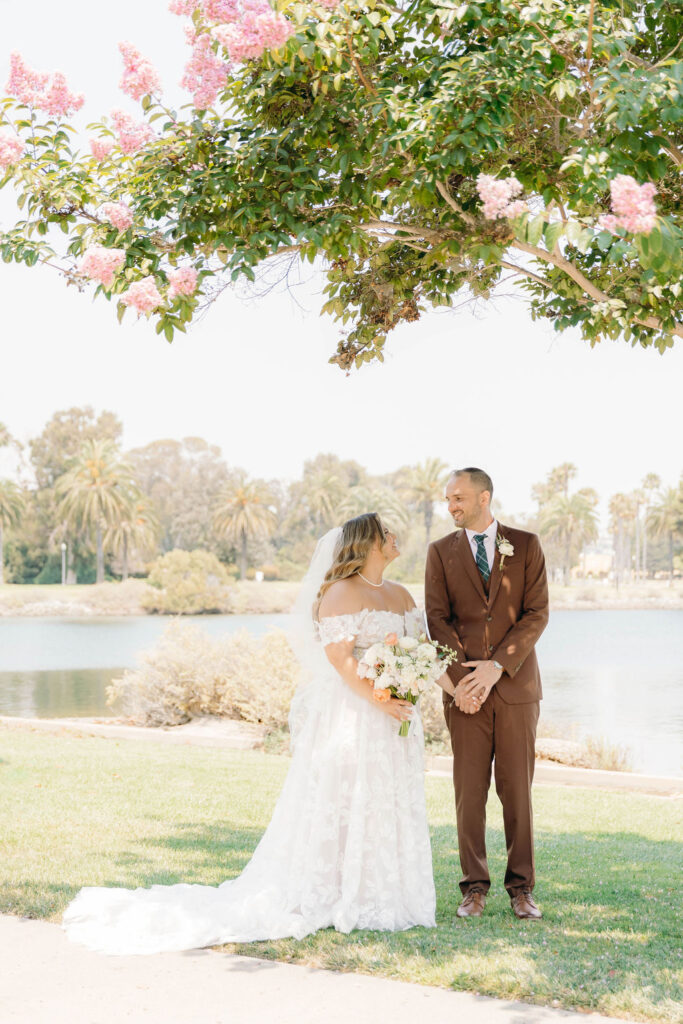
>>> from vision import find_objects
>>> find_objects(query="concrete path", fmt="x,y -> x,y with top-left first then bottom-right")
2,914 -> 639,1024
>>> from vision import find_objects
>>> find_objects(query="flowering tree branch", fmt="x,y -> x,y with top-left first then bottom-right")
0,0 -> 680,368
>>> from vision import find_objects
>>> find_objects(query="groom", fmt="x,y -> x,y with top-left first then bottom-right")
425,467 -> 549,920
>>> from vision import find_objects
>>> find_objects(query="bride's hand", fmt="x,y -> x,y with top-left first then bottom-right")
380,697 -> 414,723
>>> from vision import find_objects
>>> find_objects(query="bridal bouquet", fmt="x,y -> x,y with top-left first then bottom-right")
357,632 -> 458,736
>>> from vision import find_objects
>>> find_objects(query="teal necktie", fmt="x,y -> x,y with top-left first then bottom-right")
473,534 -> 490,583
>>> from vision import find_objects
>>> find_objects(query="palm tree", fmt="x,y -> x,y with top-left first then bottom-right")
213,475 -> 277,579
399,458 -> 449,544
609,492 -> 640,588
338,486 -> 410,534
532,462 -> 578,508
640,473 -> 661,577
301,469 -> 345,531
539,489 -> 599,585
0,480 -> 25,584
105,496 -> 160,581
647,486 -> 683,585
56,440 -> 136,583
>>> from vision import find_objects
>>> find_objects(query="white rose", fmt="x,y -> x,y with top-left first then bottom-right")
364,643 -> 382,662
499,540 -> 514,557
416,643 -> 437,661
398,635 -> 419,651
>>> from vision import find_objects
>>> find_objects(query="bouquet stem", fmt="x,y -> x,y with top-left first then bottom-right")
398,696 -> 418,737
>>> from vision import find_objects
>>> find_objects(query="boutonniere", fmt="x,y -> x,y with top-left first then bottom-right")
496,534 -> 514,569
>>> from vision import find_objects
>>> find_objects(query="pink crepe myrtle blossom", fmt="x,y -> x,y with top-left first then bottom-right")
180,32 -> 229,109
100,202 -> 134,232
169,0 -> 197,13
89,138 -> 114,161
36,71 -> 84,118
0,129 -> 24,170
598,174 -> 657,235
168,266 -> 198,298
118,42 -> 162,101
78,245 -> 126,288
121,276 -> 164,313
476,173 -> 527,219
211,0 -> 294,62
111,109 -> 156,155
203,0 -> 240,21
5,52 -> 49,106
6,53 -> 83,117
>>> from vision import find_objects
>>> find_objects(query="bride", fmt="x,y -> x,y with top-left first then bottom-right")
63,512 -> 457,955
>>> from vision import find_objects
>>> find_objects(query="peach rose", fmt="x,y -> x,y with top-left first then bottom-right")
372,688 -> 391,703
384,632 -> 398,645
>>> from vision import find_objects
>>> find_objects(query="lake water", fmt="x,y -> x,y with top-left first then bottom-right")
0,611 -> 681,777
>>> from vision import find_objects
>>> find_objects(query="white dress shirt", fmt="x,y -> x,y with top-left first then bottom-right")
465,519 -> 498,572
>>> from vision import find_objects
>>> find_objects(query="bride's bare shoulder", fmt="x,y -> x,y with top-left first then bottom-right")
383,580 -> 416,612
318,577 -> 365,619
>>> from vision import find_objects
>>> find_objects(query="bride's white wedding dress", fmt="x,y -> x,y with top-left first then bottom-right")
63,607 -> 436,955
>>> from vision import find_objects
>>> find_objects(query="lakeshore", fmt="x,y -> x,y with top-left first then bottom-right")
1,578 -> 682,617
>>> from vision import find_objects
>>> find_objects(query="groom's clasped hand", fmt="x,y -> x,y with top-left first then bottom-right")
453,658 -> 504,714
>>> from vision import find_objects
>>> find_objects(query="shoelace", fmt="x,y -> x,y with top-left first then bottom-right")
515,891 -> 538,907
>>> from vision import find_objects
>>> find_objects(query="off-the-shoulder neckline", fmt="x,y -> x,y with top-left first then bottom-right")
317,608 -> 421,622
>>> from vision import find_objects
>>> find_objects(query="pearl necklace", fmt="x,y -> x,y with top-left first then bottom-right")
358,572 -> 384,588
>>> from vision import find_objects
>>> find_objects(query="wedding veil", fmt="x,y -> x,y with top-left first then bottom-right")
287,526 -> 342,745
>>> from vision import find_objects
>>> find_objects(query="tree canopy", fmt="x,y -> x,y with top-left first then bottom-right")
1,0 -> 681,368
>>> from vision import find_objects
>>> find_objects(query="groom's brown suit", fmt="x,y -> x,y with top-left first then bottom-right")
425,525 -> 549,897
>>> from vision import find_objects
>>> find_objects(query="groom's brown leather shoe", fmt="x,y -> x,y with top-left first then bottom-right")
511,891 -> 542,920
456,889 -> 486,918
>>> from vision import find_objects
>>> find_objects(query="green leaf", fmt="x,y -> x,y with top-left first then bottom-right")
543,221 -> 564,252
526,214 -> 545,247
596,230 -> 614,252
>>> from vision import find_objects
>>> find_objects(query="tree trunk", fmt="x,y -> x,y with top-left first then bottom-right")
240,528 -> 247,580
66,542 -> 76,584
0,523 -> 4,585
564,531 -> 572,586
424,502 -> 433,546
122,534 -> 129,582
96,523 -> 104,584
642,521 -> 648,577
668,531 -> 674,586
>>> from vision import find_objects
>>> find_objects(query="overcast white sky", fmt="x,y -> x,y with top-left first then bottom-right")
1,0 -> 680,526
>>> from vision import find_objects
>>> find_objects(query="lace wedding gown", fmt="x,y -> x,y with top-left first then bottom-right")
62,608 -> 436,954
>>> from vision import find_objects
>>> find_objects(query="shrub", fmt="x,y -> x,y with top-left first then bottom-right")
258,564 -> 280,581
580,736 -> 633,772
107,621 -> 300,730
418,686 -> 450,747
107,619 -> 452,745
142,549 -> 232,614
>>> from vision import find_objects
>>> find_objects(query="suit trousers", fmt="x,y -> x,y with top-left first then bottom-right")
444,687 -> 539,897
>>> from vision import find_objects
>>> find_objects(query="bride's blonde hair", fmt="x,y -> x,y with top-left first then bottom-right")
313,512 -> 386,619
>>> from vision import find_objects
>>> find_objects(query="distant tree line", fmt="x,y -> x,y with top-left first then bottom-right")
0,410 -> 681,585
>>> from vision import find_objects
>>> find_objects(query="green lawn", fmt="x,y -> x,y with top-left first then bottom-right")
1,726 -> 681,1022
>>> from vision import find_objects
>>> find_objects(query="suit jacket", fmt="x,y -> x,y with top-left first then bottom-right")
425,524 -> 549,704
